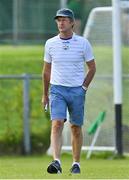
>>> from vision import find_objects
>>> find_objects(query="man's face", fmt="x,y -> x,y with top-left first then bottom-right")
56,17 -> 74,33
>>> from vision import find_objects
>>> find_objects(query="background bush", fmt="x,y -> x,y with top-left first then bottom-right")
0,45 -> 50,155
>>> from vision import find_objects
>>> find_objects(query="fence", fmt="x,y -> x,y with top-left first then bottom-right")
0,74 -> 41,154
0,0 -> 112,44
0,0 -> 60,44
0,74 -> 129,154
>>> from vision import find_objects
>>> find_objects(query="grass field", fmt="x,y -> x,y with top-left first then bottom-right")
0,45 -> 129,179
0,45 -> 43,74
0,154 -> 129,179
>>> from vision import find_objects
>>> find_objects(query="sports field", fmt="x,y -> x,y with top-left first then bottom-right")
0,45 -> 129,179
0,154 -> 129,179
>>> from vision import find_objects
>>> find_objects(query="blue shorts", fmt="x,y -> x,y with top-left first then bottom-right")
49,85 -> 86,126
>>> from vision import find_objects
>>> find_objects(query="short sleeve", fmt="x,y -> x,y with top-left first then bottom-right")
44,41 -> 52,63
83,39 -> 94,62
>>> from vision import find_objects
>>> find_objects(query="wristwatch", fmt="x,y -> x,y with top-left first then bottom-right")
82,85 -> 88,91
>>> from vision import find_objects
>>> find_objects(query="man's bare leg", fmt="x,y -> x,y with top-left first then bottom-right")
51,120 -> 64,160
71,124 -> 83,163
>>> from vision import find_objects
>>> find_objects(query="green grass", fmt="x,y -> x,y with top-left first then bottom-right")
0,45 -> 43,74
0,154 -> 129,179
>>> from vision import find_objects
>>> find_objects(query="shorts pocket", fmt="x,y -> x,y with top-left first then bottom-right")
81,87 -> 86,95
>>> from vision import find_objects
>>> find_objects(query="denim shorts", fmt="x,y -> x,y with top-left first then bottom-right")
49,84 -> 86,126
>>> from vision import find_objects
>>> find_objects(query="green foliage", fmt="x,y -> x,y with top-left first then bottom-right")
0,45 -> 50,155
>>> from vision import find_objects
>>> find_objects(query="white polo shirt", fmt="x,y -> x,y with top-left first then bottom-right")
44,33 -> 94,87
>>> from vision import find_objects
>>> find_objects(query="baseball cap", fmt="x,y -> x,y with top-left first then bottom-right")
54,8 -> 75,20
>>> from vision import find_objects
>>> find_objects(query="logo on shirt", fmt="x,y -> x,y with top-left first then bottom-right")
62,41 -> 70,50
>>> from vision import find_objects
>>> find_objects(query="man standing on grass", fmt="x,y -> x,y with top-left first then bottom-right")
42,8 -> 96,174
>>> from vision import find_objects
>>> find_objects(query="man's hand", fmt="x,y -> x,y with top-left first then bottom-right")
42,95 -> 49,112
83,60 -> 96,88
42,62 -> 51,112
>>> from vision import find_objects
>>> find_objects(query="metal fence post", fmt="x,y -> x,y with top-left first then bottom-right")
23,74 -> 31,154
13,0 -> 18,44
60,0 -> 67,8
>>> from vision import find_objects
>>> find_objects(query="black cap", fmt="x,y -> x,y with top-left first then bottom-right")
54,8 -> 75,20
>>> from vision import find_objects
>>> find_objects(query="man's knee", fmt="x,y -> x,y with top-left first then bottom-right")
71,124 -> 82,137
52,120 -> 64,133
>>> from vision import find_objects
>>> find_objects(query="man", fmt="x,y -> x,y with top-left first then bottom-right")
42,8 -> 96,174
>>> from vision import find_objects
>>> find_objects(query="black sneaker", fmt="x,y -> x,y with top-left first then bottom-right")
47,160 -> 62,174
70,164 -> 81,174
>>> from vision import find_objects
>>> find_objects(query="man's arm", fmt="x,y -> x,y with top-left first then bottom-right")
82,59 -> 96,90
42,62 -> 51,108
